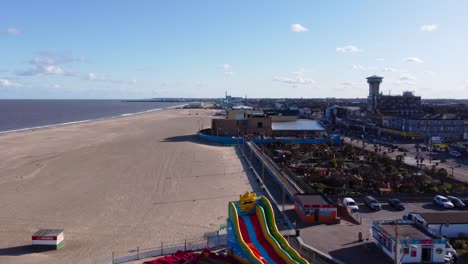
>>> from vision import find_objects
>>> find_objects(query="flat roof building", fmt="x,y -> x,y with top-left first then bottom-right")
373,220 -> 448,263
272,120 -> 327,138
294,194 -> 337,224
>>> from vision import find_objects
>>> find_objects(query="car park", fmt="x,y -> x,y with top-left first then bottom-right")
447,196 -> 465,209
388,198 -> 405,210
433,195 -> 454,208
343,197 -> 359,213
364,196 -> 381,211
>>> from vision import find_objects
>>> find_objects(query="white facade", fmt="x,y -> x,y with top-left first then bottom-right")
373,222 -> 448,264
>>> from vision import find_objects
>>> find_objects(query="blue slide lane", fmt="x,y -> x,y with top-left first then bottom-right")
241,215 -> 278,264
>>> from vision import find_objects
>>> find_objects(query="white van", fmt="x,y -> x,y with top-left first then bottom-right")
343,197 -> 359,212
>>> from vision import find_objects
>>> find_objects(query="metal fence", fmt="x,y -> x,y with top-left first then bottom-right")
110,234 -> 227,264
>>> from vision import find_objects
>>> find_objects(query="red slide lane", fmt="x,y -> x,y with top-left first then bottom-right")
238,216 -> 267,264
248,214 -> 286,264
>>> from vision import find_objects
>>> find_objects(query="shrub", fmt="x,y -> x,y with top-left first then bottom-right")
452,239 -> 468,249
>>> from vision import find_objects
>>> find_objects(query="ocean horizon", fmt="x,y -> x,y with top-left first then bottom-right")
0,99 -> 184,134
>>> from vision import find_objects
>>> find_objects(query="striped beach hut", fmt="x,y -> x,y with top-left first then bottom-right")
32,229 -> 64,249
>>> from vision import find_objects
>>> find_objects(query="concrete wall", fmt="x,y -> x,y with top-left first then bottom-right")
270,115 -> 298,122
211,118 -> 272,137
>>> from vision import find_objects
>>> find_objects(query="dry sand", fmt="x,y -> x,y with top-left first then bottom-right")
0,109 -> 252,264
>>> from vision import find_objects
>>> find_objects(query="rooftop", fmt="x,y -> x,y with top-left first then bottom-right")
232,105 -> 253,110
366,75 -> 383,80
418,212 -> 468,224
381,223 -> 437,240
272,119 -> 326,131
294,194 -> 333,206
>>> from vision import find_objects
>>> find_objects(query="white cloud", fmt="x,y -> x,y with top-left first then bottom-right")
340,82 -> 353,86
351,64 -> 366,70
336,45 -> 362,53
421,24 -> 438,32
222,64 -> 234,75
5,27 -> 20,35
399,74 -> 416,81
273,68 -> 315,85
291,24 -> 308,32
403,57 -> 424,63
16,53 -> 82,76
382,67 -> 397,72
0,79 -> 14,87
87,73 -> 97,80
376,58 -> 385,62
85,72 -> 136,84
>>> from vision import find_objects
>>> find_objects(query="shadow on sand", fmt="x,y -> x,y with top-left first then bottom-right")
0,245 -> 54,256
161,134 -> 233,147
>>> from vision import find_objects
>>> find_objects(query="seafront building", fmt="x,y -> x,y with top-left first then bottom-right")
373,220 -> 448,263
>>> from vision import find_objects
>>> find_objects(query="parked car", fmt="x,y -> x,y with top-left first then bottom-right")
433,195 -> 454,208
462,198 -> 468,205
398,147 -> 408,152
388,198 -> 405,210
447,196 -> 465,208
364,196 -> 381,211
449,150 -> 462,157
343,197 -> 359,212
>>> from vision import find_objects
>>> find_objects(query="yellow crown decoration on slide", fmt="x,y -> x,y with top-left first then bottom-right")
239,191 -> 257,212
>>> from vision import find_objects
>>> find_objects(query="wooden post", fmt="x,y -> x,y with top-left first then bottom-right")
184,239 -> 187,251
112,251 -> 115,264
161,242 -> 163,256
137,246 -> 140,260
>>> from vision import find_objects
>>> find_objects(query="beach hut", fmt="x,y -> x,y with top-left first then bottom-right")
32,229 -> 64,249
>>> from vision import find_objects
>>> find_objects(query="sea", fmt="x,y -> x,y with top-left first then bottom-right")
0,100 -> 185,133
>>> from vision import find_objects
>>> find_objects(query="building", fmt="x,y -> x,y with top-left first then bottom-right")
378,91 -> 422,116
211,117 -> 272,138
32,229 -> 64,250
464,120 -> 468,140
366,75 -> 422,116
272,119 -> 327,138
227,108 -> 262,120
293,194 -> 337,224
373,220 -> 448,263
382,114 -> 464,141
264,109 -> 299,122
367,75 -> 383,112
325,105 -> 362,124
406,212 -> 468,238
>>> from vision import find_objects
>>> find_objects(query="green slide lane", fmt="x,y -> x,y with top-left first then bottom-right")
258,197 -> 309,264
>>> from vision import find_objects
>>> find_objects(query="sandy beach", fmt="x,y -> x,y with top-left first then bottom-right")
0,109 -> 252,264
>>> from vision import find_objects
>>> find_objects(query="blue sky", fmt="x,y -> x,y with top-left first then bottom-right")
1,1 -> 467,99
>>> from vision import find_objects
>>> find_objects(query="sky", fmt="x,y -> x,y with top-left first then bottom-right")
1,0 -> 467,99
